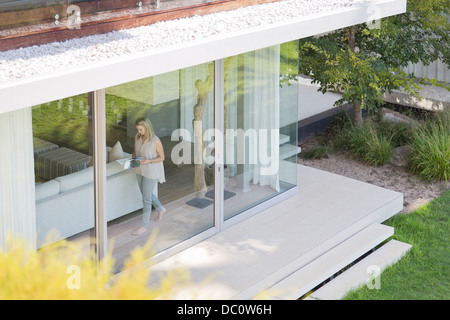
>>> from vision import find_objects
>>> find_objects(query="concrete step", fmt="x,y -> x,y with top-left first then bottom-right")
279,133 -> 290,145
279,144 -> 301,160
263,223 -> 394,300
304,239 -> 412,300
237,197 -> 402,300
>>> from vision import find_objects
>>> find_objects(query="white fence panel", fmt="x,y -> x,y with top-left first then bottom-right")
402,59 -> 449,83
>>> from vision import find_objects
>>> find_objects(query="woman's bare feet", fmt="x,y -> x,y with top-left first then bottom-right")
155,208 -> 166,222
131,226 -> 147,235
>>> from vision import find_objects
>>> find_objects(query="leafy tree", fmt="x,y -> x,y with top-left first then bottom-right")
298,0 -> 450,125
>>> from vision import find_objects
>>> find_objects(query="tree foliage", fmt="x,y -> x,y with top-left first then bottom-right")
298,0 -> 450,124
359,0 -> 449,67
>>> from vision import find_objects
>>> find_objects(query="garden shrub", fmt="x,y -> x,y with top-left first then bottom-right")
337,121 -> 393,166
374,119 -> 415,147
0,235 -> 191,299
300,145 -> 329,160
407,110 -> 450,182
362,128 -> 393,166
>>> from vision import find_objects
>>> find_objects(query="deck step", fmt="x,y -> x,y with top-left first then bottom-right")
264,223 -> 394,300
305,239 -> 412,300
279,133 -> 290,145
280,144 -> 301,159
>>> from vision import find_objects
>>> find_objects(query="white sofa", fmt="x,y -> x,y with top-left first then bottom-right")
35,158 -> 143,248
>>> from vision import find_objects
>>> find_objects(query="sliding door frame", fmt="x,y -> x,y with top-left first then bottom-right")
90,57 -> 297,267
214,58 -> 225,232
92,88 -> 108,264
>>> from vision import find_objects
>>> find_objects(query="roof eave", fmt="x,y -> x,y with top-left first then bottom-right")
0,0 -> 407,114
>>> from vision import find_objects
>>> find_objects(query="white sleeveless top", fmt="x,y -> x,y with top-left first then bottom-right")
135,135 -> 166,183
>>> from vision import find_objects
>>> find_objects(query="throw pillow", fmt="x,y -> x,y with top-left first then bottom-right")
108,141 -> 124,163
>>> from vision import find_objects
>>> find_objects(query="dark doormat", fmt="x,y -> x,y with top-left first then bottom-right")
186,197 -> 214,209
205,189 -> 236,200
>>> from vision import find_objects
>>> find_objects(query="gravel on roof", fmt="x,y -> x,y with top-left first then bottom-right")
0,0 -> 376,83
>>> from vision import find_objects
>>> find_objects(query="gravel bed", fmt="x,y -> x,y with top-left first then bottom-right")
298,134 -> 449,213
0,0 -> 376,83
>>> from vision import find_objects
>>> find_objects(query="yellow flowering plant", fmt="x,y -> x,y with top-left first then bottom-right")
0,233 -> 191,300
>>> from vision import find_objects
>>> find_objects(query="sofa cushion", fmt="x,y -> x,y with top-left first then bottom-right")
108,141 -> 124,163
33,137 -> 59,155
123,151 -> 132,158
35,180 -> 60,201
55,166 -> 94,192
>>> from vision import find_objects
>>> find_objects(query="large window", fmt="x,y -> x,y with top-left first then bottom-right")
32,93 -> 95,253
105,62 -> 216,271
223,43 -> 299,220
0,40 -> 298,270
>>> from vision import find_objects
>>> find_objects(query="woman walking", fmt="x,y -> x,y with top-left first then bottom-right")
131,117 -> 166,236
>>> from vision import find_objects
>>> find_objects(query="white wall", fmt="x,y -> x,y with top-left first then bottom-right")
297,77 -> 343,121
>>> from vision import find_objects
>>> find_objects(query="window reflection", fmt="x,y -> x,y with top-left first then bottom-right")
106,62 -> 215,272
223,43 -> 299,220
27,41 -> 298,272
32,94 -> 95,252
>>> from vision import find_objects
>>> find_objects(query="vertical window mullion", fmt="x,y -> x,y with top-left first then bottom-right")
214,59 -> 225,231
93,88 -> 108,265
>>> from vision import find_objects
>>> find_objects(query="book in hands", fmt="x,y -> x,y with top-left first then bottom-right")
117,157 -> 142,169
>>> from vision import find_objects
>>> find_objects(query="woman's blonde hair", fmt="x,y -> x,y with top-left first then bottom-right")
135,117 -> 155,142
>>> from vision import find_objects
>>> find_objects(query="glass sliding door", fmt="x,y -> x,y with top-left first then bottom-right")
105,62 -> 215,272
31,94 -> 96,256
223,42 -> 299,220
278,40 -> 299,192
0,41 -> 299,271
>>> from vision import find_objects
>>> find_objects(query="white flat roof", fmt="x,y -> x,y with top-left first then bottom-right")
0,0 -> 406,114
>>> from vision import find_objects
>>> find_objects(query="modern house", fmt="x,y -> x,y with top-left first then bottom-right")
0,0 -> 410,298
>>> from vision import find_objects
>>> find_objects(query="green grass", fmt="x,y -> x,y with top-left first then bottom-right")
32,94 -> 90,153
32,93 -> 149,154
343,190 -> 450,300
